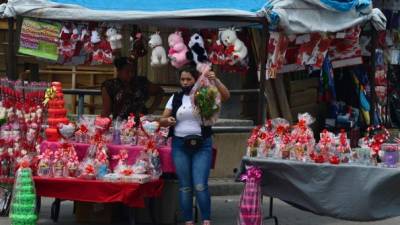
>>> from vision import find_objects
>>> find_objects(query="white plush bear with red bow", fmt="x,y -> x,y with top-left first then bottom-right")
219,28 -> 248,65
106,27 -> 122,50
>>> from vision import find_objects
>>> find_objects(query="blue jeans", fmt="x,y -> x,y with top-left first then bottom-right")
172,136 -> 212,222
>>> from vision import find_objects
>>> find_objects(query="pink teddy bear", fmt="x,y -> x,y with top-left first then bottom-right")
168,31 -> 189,69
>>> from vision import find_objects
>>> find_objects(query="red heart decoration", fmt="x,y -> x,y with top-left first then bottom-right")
95,116 -> 112,132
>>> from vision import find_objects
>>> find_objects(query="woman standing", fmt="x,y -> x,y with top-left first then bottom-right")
160,66 -> 230,225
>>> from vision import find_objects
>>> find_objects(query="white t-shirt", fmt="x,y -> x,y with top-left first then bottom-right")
166,94 -> 202,137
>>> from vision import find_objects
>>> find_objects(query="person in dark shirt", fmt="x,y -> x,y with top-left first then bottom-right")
101,57 -> 164,120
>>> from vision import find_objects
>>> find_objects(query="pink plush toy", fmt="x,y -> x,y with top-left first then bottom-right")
168,31 -> 189,69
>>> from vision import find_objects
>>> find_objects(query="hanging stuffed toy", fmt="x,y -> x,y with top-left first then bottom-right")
187,33 -> 209,72
106,27 -> 122,51
219,28 -> 248,65
92,29 -> 113,65
130,31 -> 147,60
208,33 -> 226,65
168,31 -> 189,68
58,23 -> 79,63
148,32 -> 168,66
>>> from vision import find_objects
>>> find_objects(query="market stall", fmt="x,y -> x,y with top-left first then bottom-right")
0,0 -> 273,224
0,0 -> 391,225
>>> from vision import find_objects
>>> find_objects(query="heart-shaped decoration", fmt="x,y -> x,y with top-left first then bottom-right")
95,116 -> 112,132
141,121 -> 160,137
58,123 -> 76,139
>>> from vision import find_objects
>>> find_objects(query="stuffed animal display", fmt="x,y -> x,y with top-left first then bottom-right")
149,32 -> 168,66
219,28 -> 248,65
130,31 -> 147,60
168,31 -> 189,68
106,27 -> 122,50
58,24 -> 79,63
187,33 -> 211,73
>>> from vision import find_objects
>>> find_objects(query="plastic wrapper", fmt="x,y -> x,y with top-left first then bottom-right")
380,143 -> 399,168
79,158 -> 96,180
74,116 -> 94,143
335,130 -> 351,163
37,148 -> 52,177
190,67 -> 221,126
291,113 -> 316,161
132,151 -> 151,175
237,166 -> 263,225
52,149 -> 64,177
10,166 -> 37,225
94,144 -> 109,179
315,130 -> 335,164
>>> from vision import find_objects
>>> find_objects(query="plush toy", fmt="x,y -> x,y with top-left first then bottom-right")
219,28 -> 248,65
187,33 -> 208,65
92,30 -> 113,65
130,31 -> 147,60
208,34 -> 226,65
58,24 -> 78,63
106,27 -> 122,50
187,33 -> 210,73
149,32 -> 168,66
168,31 -> 189,68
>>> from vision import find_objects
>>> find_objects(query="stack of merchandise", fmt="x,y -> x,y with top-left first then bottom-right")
45,82 -> 69,142
9,165 -> 37,225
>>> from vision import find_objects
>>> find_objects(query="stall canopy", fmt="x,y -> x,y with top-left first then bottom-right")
0,0 -> 386,32
259,0 -> 386,33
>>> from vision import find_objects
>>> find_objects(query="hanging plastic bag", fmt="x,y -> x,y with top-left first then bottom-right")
237,166 -> 263,225
190,65 -> 221,126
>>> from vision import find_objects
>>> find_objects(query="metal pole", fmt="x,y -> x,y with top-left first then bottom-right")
7,17 -> 17,80
369,25 -> 378,125
258,20 -> 269,125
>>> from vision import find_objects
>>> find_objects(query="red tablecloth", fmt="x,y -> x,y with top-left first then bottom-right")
40,141 -> 217,173
33,177 -> 164,208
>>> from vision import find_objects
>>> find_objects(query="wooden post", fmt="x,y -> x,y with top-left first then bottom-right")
6,17 -> 17,80
258,20 -> 269,125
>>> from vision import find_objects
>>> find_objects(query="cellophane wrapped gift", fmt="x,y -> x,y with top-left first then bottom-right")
291,113 -> 315,161
237,166 -> 263,225
335,130 -> 351,163
37,148 -> 52,177
113,149 -> 133,180
52,148 -> 64,177
191,68 -> 221,126
94,144 -> 109,179
78,144 -> 98,179
271,118 -> 291,159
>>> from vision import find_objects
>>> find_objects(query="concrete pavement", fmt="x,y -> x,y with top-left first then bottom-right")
1,196 -> 399,225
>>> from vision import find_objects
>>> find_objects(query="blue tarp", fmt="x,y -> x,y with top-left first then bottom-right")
50,0 -> 266,12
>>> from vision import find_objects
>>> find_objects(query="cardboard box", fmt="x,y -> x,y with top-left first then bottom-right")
75,202 -> 123,224
289,88 -> 318,108
289,77 -> 319,93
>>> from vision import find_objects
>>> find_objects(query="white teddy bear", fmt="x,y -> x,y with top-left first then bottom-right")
106,27 -> 122,50
219,28 -> 248,65
148,32 -> 168,66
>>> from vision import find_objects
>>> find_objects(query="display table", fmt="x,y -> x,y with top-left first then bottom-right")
241,157 -> 400,221
41,141 -> 217,173
34,177 -> 164,208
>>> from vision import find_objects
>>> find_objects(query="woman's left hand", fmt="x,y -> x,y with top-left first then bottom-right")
206,71 -> 217,81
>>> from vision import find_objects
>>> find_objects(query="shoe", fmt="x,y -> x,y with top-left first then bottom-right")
202,220 -> 211,225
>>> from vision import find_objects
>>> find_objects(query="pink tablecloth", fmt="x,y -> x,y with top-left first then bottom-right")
40,141 -> 216,173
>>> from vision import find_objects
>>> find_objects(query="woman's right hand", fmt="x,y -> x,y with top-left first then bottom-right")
165,116 -> 176,126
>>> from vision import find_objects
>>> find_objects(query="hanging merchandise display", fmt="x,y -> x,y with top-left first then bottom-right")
19,18 -> 62,61
319,55 -> 337,103
130,29 -> 147,60
266,32 -> 289,79
374,48 -> 389,124
167,31 -> 190,69
218,28 -> 248,66
149,32 -> 168,67
296,33 -> 333,68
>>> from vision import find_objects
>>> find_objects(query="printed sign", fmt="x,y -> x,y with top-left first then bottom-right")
18,18 -> 61,61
